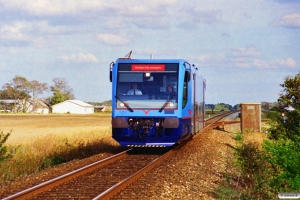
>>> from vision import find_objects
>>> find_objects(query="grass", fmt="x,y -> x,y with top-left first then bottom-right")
0,113 -> 125,182
213,124 -> 271,199
0,114 -> 111,145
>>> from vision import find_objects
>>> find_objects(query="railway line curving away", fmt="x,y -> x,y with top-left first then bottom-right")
2,111 -> 243,199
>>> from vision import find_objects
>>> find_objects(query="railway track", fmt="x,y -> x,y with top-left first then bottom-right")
3,111 -> 239,200
205,110 -> 240,128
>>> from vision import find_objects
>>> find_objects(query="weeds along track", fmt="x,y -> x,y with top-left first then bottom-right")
3,111 -> 238,200
3,148 -> 171,200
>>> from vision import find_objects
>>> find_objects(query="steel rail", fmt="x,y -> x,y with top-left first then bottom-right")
93,140 -> 189,200
3,149 -> 132,200
92,112 -> 237,199
205,110 -> 240,127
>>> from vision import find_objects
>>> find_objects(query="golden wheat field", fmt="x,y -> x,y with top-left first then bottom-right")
0,113 -> 112,145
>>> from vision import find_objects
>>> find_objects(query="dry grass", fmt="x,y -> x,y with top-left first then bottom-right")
243,132 -> 266,147
226,122 -> 268,147
242,122 -> 268,149
0,114 -> 111,145
0,113 -> 124,182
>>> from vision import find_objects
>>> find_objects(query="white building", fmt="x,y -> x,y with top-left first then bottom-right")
0,99 -> 50,114
51,100 -> 94,114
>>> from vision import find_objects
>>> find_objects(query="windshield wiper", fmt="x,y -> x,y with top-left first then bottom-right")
159,92 -> 175,112
116,95 -> 134,112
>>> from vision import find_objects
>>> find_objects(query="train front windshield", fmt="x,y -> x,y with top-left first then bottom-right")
116,63 -> 178,110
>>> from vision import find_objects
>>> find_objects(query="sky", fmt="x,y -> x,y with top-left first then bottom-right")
0,0 -> 299,106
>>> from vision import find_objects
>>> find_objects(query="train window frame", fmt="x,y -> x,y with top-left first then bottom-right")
115,63 -> 179,109
182,72 -> 188,109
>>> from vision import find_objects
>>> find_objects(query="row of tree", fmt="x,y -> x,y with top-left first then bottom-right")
0,76 -> 74,112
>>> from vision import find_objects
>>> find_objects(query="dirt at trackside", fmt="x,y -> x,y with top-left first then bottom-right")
113,124 -> 240,200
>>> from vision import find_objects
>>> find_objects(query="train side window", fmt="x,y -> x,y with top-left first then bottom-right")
182,80 -> 188,109
184,71 -> 190,82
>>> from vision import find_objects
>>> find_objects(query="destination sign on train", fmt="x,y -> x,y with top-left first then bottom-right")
131,64 -> 165,71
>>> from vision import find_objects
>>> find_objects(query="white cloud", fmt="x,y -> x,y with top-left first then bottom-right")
60,53 -> 99,64
196,47 -> 298,69
1,0 -> 100,16
253,57 -> 297,68
178,7 -> 222,28
96,33 -> 130,46
196,47 -> 261,67
229,47 -> 261,58
272,57 -> 297,68
0,20 -> 72,46
3,48 -> 18,55
285,57 -> 298,67
35,21 -> 71,34
0,21 -> 30,42
272,13 -> 300,28
253,59 -> 270,68
1,0 -> 177,18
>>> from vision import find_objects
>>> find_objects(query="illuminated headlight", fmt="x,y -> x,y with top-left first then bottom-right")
120,102 -> 125,107
169,102 -> 174,107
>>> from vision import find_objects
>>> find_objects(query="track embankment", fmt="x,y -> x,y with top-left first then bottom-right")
1,122 -> 241,199
111,124 -> 239,199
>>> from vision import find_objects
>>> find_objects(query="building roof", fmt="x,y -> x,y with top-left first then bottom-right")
0,99 -> 18,104
30,99 -> 49,108
52,100 -> 93,108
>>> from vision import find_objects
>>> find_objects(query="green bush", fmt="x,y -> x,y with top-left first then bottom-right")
0,130 -> 12,162
234,133 -> 243,142
213,184 -> 239,200
262,72 -> 300,192
263,138 -> 300,191
235,142 -> 274,199
262,111 -> 279,120
51,154 -> 66,166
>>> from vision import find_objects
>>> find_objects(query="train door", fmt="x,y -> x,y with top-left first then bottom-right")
193,72 -> 197,135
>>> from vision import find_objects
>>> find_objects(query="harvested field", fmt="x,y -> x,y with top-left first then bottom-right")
0,113 -> 123,184
0,114 -> 112,145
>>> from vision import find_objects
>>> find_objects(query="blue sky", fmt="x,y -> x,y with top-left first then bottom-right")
0,0 -> 299,106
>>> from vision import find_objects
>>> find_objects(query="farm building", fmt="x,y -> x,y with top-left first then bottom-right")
52,100 -> 94,114
0,99 -> 49,114
28,99 -> 50,114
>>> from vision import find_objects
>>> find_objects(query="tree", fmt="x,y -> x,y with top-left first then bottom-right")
261,101 -> 270,110
30,80 -> 48,100
263,72 -> 300,191
1,76 -> 48,113
29,80 -> 48,112
206,104 -> 215,113
50,92 -> 66,105
50,78 -> 75,105
278,72 -> 300,111
268,72 -> 300,141
2,76 -> 31,113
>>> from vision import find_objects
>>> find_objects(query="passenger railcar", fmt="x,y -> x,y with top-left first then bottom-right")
109,53 -> 205,147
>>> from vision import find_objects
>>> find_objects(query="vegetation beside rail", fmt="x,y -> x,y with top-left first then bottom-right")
0,114 -> 126,183
215,72 -> 300,199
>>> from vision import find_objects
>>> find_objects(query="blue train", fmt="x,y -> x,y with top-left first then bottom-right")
110,52 -> 206,147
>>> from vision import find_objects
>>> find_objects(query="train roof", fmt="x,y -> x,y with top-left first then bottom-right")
115,58 -> 188,64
